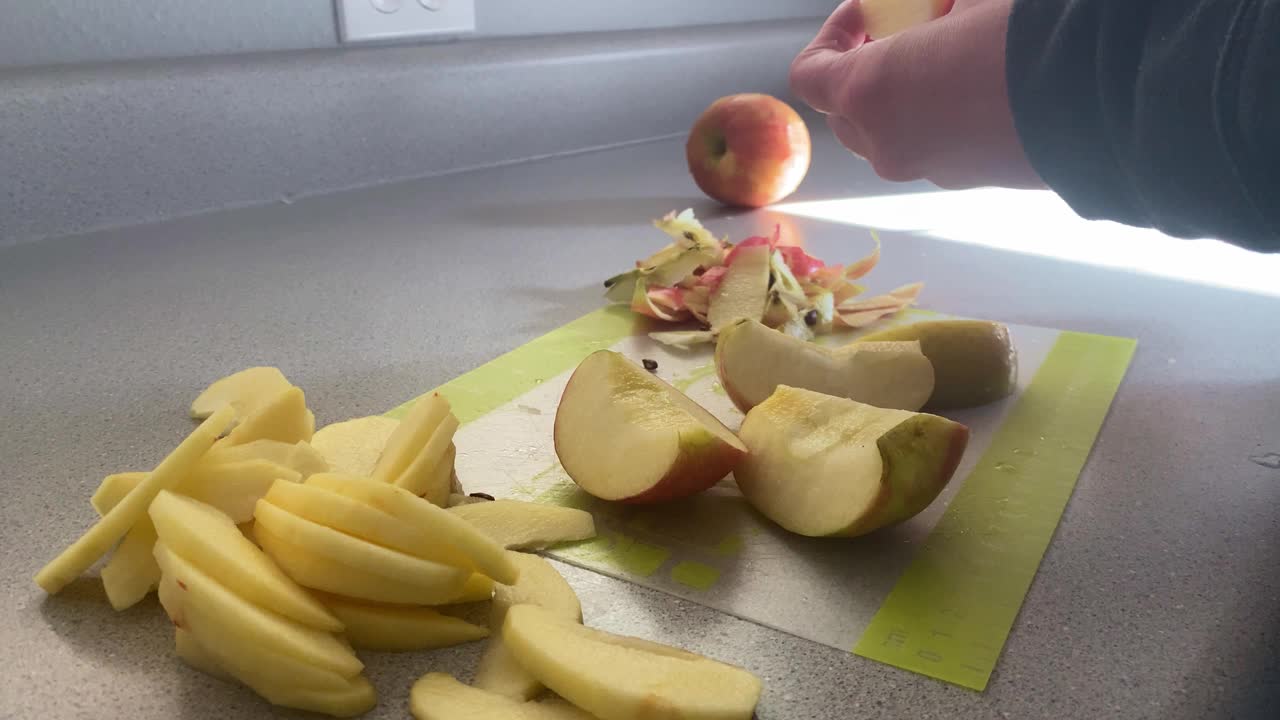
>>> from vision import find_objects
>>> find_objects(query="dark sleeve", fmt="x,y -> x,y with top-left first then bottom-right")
1005,0 -> 1280,252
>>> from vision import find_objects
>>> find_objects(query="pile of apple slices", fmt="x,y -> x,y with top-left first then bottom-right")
602,209 -> 923,347
555,316 -> 1018,534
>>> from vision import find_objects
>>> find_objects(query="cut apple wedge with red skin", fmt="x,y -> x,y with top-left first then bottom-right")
715,318 -> 935,413
735,386 -> 968,537
554,350 -> 747,504
862,0 -> 955,39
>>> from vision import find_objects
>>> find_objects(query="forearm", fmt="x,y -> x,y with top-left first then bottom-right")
1006,0 -> 1280,251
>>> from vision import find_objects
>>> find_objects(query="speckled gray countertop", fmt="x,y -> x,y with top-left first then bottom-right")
2,128 -> 1278,719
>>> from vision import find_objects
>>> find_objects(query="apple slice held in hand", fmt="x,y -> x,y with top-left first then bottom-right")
734,386 -> 968,537
862,0 -> 955,39
503,604 -> 762,720
715,318 -> 935,413
554,351 -> 746,503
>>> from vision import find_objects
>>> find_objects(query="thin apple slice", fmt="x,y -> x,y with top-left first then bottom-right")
316,594 -> 489,651
371,393 -> 451,484
174,628 -> 232,682
153,541 -> 363,677
263,480 -> 431,558
34,407 -> 233,595
310,416 -> 400,478
492,552 -> 581,627
190,366 -> 292,422
715,318 -> 935,412
90,460 -> 300,524
735,385 -> 969,537
100,519 -> 160,610
554,351 -> 746,503
862,0 -> 954,39
249,675 -> 377,719
707,243 -> 771,331
255,525 -> 464,605
304,473 -> 518,584
411,673 -> 596,720
203,439 -> 329,479
254,500 -> 472,604
447,499 -> 596,550
150,491 -> 341,631
393,414 -> 459,501
474,637 -> 543,701
503,604 -> 762,720
219,386 -> 314,446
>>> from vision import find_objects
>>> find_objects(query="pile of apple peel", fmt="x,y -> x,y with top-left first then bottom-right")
34,366 -> 764,719
603,209 -> 923,347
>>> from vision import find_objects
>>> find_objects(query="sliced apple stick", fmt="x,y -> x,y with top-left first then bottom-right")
735,385 -> 969,537
263,480 -> 432,558
316,594 -> 489,651
393,415 -> 459,500
444,573 -> 495,603
151,491 -> 341,631
89,472 -> 147,515
100,518 -> 160,610
504,604 -> 762,720
189,366 -> 292,422
418,441 -> 457,508
305,473 -> 517,584
715,318 -> 935,413
34,406 -> 233,595
256,526 -> 466,605
174,627 -> 232,682
153,541 -> 363,677
219,386 -> 314,447
249,675 -> 377,719
310,416 -> 400,478
412,673 -> 596,720
447,499 -> 596,550
555,351 -> 746,503
371,393 -> 451,484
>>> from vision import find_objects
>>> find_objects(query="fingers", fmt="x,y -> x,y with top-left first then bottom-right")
826,114 -> 868,161
789,0 -> 869,114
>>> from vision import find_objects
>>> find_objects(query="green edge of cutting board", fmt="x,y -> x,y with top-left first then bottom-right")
853,331 -> 1137,690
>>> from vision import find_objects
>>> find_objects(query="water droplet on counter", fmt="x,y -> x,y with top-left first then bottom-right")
1249,452 -> 1280,469
994,462 -> 1016,472
1012,447 -> 1036,457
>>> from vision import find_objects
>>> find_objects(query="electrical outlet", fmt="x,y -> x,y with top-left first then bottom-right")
337,0 -> 476,44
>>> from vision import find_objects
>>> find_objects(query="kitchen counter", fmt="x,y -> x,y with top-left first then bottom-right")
2,128 -> 1277,719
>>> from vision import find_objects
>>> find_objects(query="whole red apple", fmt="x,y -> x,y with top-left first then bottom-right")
686,94 -> 811,208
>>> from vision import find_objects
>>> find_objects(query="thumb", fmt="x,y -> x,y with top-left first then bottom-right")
789,0 -> 869,114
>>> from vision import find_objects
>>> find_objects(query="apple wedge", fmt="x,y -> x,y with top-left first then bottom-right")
554,351 -> 746,503
504,604 -> 762,720
34,406 -> 233,595
371,393 -> 452,485
474,637 -> 543,701
447,499 -> 596,550
310,415 -> 400,478
150,491 -> 341,631
715,318 -> 935,412
304,473 -> 518,584
153,541 -> 362,677
707,243 -> 771,330
254,499 -> 472,604
174,627 -> 232,682
412,673 -> 596,720
316,594 -> 489,651
219,385 -> 314,447
190,366 -> 292,423
445,573 -> 496,603
734,386 -> 969,537
858,319 -> 1017,409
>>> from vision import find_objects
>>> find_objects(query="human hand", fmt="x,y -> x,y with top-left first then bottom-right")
790,0 -> 1043,189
